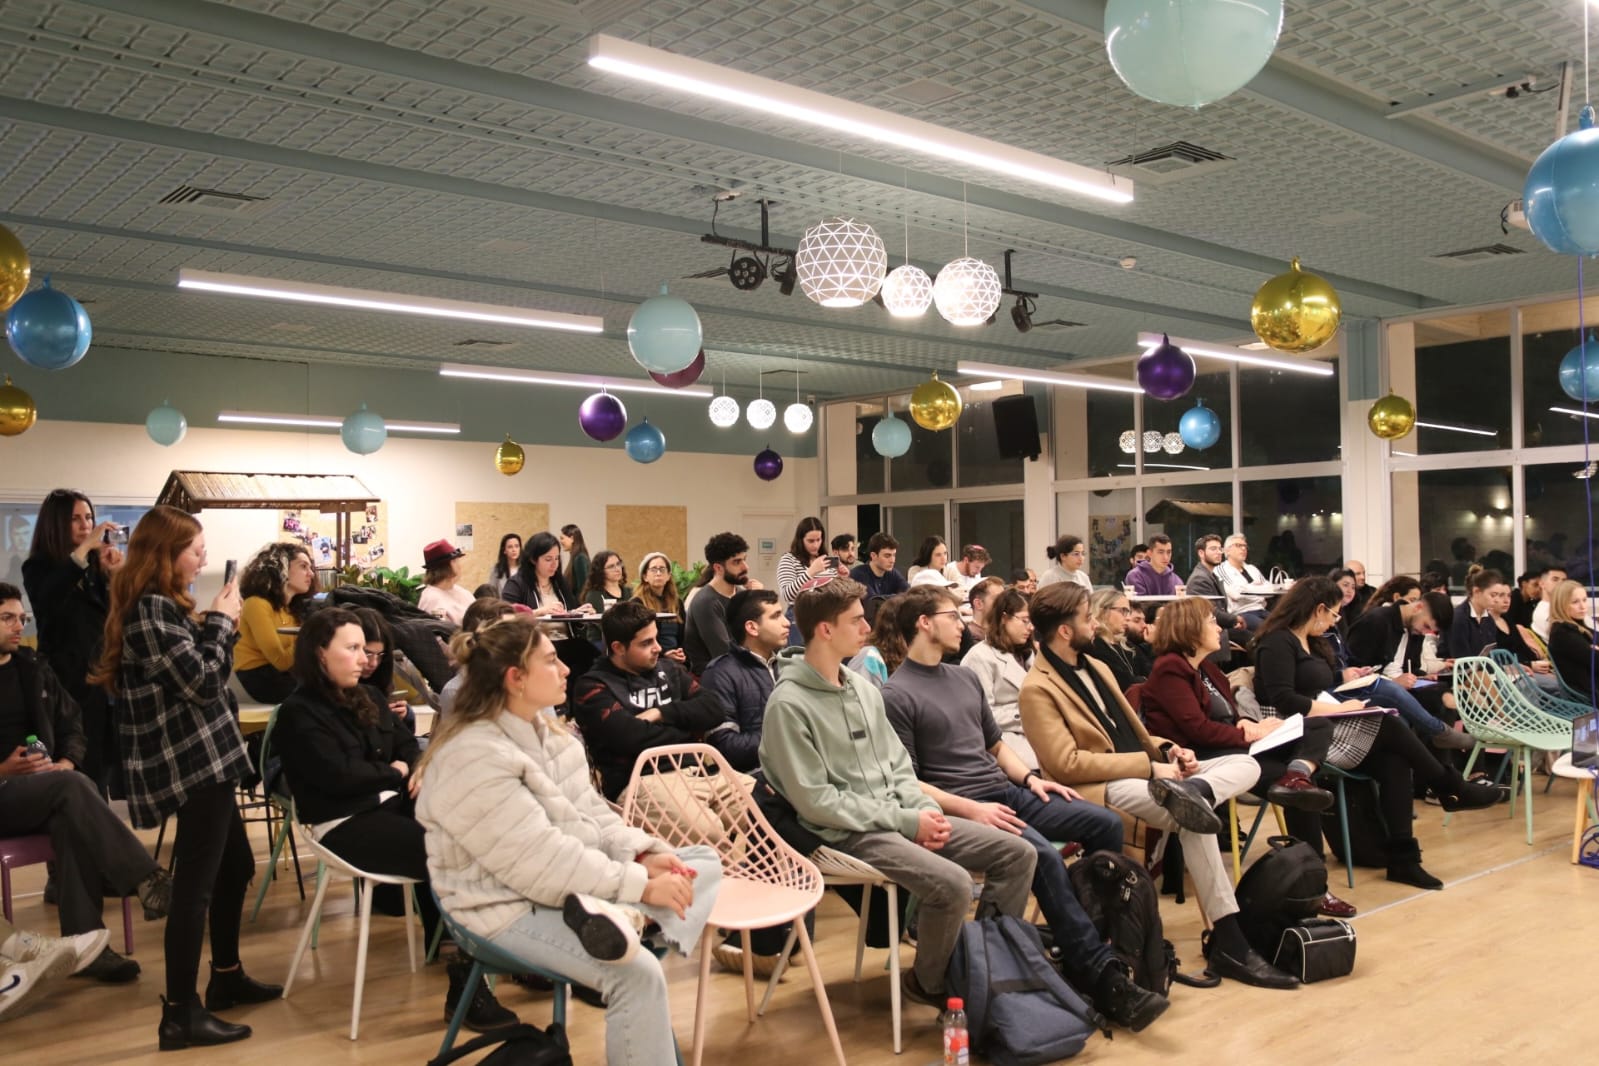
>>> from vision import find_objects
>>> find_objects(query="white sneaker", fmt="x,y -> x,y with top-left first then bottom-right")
1,928 -> 110,975
0,943 -> 75,1021
562,894 -> 642,964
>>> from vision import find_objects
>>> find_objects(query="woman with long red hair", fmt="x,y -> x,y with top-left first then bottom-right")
94,505 -> 279,1050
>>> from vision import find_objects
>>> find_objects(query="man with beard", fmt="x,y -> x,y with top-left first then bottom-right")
683,532 -> 758,676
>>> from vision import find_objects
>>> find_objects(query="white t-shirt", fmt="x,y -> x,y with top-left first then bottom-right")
1533,600 -> 1552,641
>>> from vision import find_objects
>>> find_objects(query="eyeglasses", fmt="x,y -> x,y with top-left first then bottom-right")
644,565 -> 670,575
0,612 -> 29,625
1066,550 -> 1086,558
931,610 -> 962,620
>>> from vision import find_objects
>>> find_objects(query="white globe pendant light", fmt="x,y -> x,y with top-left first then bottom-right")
709,394 -> 739,428
881,264 -> 933,318
784,401 -> 813,434
794,216 -> 887,308
932,256 -> 1002,326
747,397 -> 776,430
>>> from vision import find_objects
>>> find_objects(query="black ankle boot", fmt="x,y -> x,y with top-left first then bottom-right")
444,959 -> 519,1033
204,963 -> 283,1010
158,995 -> 252,1051
1385,836 -> 1443,890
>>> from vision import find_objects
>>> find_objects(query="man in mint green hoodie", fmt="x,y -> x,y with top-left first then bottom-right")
759,578 -> 1036,1007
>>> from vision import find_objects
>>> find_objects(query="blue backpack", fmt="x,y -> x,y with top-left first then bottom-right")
946,915 -> 1105,1066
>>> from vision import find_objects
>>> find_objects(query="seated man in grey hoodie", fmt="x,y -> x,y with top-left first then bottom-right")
759,578 -> 1036,1008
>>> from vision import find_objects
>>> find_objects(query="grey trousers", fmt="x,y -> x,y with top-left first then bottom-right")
834,819 -> 1037,994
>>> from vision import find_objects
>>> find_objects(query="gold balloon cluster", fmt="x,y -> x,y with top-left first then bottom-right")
910,371 -> 962,431
494,435 -> 526,476
1366,393 -> 1416,441
1250,258 -> 1342,354
0,224 -> 30,313
0,376 -> 37,437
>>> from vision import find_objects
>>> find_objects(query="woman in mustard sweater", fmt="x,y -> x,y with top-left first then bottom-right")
233,543 -> 317,703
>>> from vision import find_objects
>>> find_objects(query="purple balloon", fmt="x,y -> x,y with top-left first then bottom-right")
578,392 -> 628,441
1136,334 -> 1196,401
754,447 -> 784,481
648,349 -> 706,389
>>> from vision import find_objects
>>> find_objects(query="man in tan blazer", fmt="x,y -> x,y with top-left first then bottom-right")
1018,582 -> 1296,991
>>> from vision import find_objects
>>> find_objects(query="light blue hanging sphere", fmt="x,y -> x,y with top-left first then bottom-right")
145,401 -> 187,447
627,284 -> 702,375
623,418 -> 666,464
1559,334 -> 1599,402
1178,399 -> 1222,450
5,276 -> 92,370
871,412 -> 912,458
341,403 -> 387,455
1524,106 -> 1599,255
1104,0 -> 1284,109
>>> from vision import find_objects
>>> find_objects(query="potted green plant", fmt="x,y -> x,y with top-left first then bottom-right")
671,560 -> 706,599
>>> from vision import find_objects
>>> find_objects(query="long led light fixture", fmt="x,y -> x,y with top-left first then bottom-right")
1413,419 -> 1497,437
218,410 -> 461,434
439,363 -> 713,398
1551,405 -> 1599,420
1117,462 -> 1212,472
1136,332 -> 1335,377
956,360 -> 1144,395
587,35 -> 1133,204
178,269 -> 605,334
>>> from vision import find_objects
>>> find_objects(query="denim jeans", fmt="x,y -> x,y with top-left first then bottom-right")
1367,677 -> 1445,736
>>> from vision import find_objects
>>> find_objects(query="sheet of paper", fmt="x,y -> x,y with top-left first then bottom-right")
1334,673 -> 1380,693
1248,713 -> 1304,755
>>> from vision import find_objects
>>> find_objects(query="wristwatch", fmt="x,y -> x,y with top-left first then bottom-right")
1025,769 -> 1043,783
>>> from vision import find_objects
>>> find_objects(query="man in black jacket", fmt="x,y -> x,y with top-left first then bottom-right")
1346,593 -> 1468,746
572,600 -> 728,800
0,584 -> 167,982
701,589 -> 787,773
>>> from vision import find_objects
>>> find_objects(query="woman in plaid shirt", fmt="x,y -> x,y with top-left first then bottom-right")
95,505 -> 279,1050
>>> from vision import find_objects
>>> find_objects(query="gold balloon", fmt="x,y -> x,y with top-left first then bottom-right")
1367,393 -> 1416,441
0,376 -> 36,437
1250,257 -> 1342,354
910,371 -> 962,431
494,435 -> 525,476
0,225 -> 28,313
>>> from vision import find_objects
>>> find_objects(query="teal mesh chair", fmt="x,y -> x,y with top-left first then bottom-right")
1488,649 -> 1590,722
1446,656 -> 1575,844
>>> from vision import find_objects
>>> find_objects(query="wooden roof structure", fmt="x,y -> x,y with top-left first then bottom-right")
156,471 -> 377,514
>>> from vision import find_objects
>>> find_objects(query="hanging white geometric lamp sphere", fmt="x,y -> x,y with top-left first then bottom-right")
784,401 -> 813,434
794,217 -> 887,308
881,264 -> 933,318
708,393 -> 740,428
746,397 -> 777,430
1162,432 -> 1185,455
1118,430 -> 1137,454
1143,430 -> 1163,453
932,257 -> 1003,326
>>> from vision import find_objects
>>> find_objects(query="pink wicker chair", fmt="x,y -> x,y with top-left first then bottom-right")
620,744 -> 846,1066
0,834 -> 135,953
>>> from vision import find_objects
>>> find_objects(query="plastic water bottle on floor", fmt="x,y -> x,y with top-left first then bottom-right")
943,997 -> 969,1066
23,734 -> 48,759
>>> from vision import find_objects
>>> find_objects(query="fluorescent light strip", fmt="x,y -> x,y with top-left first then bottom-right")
1551,405 -> 1599,420
218,410 -> 461,434
178,269 -> 605,334
956,360 -> 1144,395
439,362 -> 712,398
968,380 -> 1005,392
1116,462 -> 1213,472
1413,420 -> 1497,437
587,35 -> 1132,204
1136,333 -> 1335,377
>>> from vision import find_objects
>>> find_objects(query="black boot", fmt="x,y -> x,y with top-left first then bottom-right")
1093,962 -> 1169,1032
1435,770 -> 1501,812
444,959 -> 519,1033
204,962 -> 283,1010
157,995 -> 251,1051
1385,836 -> 1443,890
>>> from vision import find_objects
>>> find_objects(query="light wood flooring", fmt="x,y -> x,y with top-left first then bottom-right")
8,779 -> 1598,1064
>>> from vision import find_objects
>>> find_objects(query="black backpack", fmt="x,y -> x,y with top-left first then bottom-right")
426,1023 -> 572,1066
1067,850 -> 1177,995
1233,835 -> 1327,957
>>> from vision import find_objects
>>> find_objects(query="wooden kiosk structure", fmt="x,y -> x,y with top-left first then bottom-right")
155,471 -> 379,570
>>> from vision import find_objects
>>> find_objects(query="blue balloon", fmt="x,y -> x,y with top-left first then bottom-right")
1525,107 -> 1599,255
1179,400 -> 1222,450
341,403 -> 387,455
871,413 -> 912,458
6,278 -> 91,370
624,419 -> 666,464
145,402 -> 187,447
627,284 -> 702,375
1104,0 -> 1283,108
1559,335 -> 1599,402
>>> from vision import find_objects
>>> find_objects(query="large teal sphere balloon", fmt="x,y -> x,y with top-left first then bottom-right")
1559,335 -> 1599,402
341,403 -> 387,455
1104,0 -> 1284,109
6,278 -> 92,370
871,413 -> 912,458
627,284 -> 702,375
1525,107 -> 1599,255
624,419 -> 666,464
1178,400 -> 1222,449
145,402 -> 187,447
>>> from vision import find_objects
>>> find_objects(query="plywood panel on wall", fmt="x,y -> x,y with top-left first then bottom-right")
454,502 -> 550,590
606,505 -> 688,585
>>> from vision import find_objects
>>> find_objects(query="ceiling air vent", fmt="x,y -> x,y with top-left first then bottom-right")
453,338 -> 516,348
1428,243 -> 1526,266
157,185 -> 271,216
1106,142 -> 1234,185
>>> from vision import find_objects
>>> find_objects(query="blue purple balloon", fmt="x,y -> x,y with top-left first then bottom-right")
1136,334 -> 1196,401
579,391 -> 627,442
754,447 -> 784,481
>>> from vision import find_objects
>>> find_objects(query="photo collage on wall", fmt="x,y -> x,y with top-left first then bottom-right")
280,503 -> 387,571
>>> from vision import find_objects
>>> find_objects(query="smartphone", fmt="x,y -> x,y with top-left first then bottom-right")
826,555 -> 841,568
102,525 -> 129,545
223,559 -> 237,586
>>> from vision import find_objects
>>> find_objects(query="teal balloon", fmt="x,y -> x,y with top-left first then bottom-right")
624,419 -> 666,464
1104,0 -> 1283,108
871,413 -> 912,458
1525,107 -> 1599,255
1559,335 -> 1599,402
6,277 -> 92,370
1178,400 -> 1221,449
145,402 -> 187,446
627,284 -> 702,374
341,403 -> 387,455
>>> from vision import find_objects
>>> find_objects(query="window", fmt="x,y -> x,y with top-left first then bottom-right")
1523,298 -> 1596,449
887,504 -> 947,567
1412,312 -> 1510,454
1240,477 -> 1344,577
1142,482 -> 1231,578
1238,359 -> 1340,465
841,400 -> 886,495
1398,467 -> 1515,590
956,500 -> 1025,580
1,501 -> 149,637
1141,367 -> 1233,470
1523,460 -> 1596,573
1056,373 -> 1137,479
889,415 -> 953,492
955,384 -> 1025,487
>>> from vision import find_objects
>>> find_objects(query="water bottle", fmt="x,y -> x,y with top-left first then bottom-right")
23,734 -> 48,759
942,997 -> 969,1066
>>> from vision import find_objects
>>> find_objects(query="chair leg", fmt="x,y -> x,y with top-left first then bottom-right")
436,960 -> 483,1059
852,883 -> 870,982
1523,748 -> 1536,846
250,816 -> 291,922
285,822 -> 306,900
403,882 -> 418,972
793,919 -> 847,1066
1227,799 -> 1242,885
152,816 -> 167,867
758,924 -> 800,1017
692,927 -> 713,1066
2,863 -> 12,924
552,980 -> 567,1028
886,882 -> 902,1056
311,861 -> 328,948
350,878 -> 374,1040
739,928 -> 756,1023
1334,780 -> 1354,889
122,897 -> 134,954
284,864 -> 332,998
426,913 -> 446,965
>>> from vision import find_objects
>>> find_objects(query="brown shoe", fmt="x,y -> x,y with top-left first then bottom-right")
1315,892 -> 1357,918
1266,771 -> 1334,812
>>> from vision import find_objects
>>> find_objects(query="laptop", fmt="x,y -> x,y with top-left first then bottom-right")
1574,711 -> 1599,771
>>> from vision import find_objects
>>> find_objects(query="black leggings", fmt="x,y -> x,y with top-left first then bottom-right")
1350,714 -> 1448,843
317,798 -> 441,945
166,782 -> 255,1002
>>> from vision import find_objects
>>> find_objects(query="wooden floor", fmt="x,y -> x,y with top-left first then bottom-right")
9,779 -> 1598,1064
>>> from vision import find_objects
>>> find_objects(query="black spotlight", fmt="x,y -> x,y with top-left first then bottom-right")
1010,295 -> 1035,333
772,257 -> 797,296
729,255 -> 766,291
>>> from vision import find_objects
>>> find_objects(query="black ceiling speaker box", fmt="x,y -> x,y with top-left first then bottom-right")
993,394 -> 1042,460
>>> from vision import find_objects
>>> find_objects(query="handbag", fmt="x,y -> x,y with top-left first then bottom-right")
426,1023 -> 573,1066
1272,918 -> 1356,983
